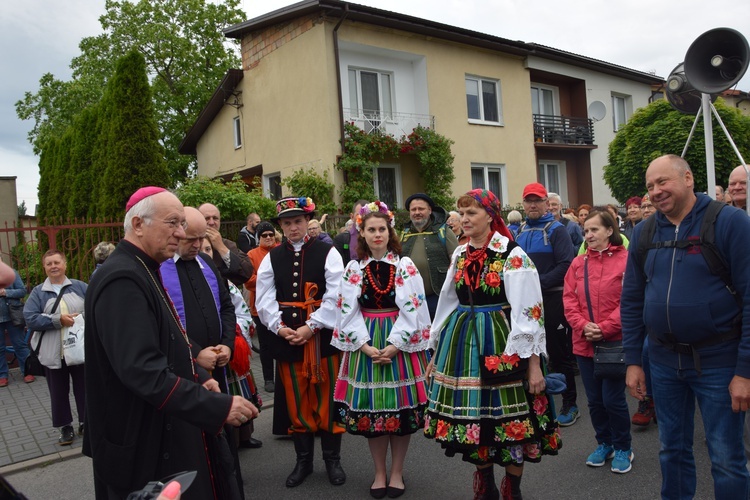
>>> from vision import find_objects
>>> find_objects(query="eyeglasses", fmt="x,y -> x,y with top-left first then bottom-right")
641,204 -> 654,209
260,233 -> 275,238
523,198 -> 548,205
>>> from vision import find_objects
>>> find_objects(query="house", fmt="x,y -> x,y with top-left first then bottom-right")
179,0 -> 663,208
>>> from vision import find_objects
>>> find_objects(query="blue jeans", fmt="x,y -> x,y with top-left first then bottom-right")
0,321 -> 29,378
650,360 -> 750,499
576,355 -> 631,450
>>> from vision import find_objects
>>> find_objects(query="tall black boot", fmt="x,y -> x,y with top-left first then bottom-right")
320,431 -> 346,486
473,466 -> 499,500
500,472 -> 522,500
286,433 -> 314,487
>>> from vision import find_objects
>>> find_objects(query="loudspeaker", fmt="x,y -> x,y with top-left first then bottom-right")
665,63 -> 708,114
684,27 -> 749,94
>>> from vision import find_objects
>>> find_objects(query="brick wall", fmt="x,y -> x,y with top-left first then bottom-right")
241,14 -> 321,70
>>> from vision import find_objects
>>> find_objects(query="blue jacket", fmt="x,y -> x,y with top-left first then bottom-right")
0,271 -> 26,324
621,194 -> 750,377
515,212 -> 575,292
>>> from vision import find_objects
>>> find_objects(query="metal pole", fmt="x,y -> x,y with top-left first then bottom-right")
702,93 -> 716,200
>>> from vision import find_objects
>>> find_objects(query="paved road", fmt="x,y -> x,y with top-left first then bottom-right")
3,378 -> 716,499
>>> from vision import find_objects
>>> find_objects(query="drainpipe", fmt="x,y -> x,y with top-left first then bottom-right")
333,4 -> 349,157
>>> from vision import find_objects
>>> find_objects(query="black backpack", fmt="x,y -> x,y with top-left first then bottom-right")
636,199 -> 740,307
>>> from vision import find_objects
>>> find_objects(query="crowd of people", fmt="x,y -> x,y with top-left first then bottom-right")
1,156 -> 749,499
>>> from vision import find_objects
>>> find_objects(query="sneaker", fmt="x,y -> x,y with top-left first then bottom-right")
631,397 -> 656,426
264,380 -> 275,393
611,449 -> 634,474
0,378 -> 7,387
58,425 -> 75,446
557,404 -> 579,426
585,443 -> 615,467
23,375 -> 36,383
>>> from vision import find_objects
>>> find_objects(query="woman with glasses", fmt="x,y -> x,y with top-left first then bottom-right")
640,194 -> 656,220
245,222 -> 280,393
308,218 -> 334,245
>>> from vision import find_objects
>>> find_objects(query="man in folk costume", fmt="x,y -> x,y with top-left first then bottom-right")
84,187 -> 257,499
256,196 -> 347,488
159,207 -> 245,498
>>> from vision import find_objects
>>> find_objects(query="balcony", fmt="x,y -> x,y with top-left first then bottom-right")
343,109 -> 434,138
533,114 -> 595,146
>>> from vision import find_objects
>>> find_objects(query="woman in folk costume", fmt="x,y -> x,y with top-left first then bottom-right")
423,189 -> 561,500
333,201 -> 431,499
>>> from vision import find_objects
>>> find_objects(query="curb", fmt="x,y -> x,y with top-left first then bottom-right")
0,448 -> 83,477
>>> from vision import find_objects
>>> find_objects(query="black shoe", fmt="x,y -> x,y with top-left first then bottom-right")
239,437 -> 263,449
264,380 -> 275,393
78,423 -> 84,436
58,425 -> 75,446
370,486 -> 387,499
387,479 -> 405,498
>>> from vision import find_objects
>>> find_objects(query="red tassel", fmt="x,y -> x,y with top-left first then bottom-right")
230,328 -> 251,375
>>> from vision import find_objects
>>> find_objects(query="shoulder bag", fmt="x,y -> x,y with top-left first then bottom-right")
584,258 -> 626,380
8,301 -> 25,327
25,285 -> 70,377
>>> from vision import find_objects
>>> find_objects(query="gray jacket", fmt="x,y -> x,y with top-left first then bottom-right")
24,277 -> 87,369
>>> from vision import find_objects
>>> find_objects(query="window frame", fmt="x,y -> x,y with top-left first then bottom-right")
465,75 -> 503,126
373,163 -> 402,210
537,160 -> 568,203
348,67 -> 395,118
470,163 -> 508,205
612,94 -> 628,132
264,173 -> 282,200
233,116 -> 242,149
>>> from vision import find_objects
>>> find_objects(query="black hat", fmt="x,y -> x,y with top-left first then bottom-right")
256,221 -> 275,236
271,196 -> 316,222
405,193 -> 435,210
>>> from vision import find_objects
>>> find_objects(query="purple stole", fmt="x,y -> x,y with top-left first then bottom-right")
160,255 -> 221,333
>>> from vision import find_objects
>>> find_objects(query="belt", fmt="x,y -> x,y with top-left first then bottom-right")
652,328 -> 741,375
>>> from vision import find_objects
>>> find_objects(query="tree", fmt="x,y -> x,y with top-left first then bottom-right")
17,201 -> 26,217
604,99 -> 750,202
16,0 -> 245,185
282,168 -> 336,217
97,50 -> 170,220
176,176 -> 276,223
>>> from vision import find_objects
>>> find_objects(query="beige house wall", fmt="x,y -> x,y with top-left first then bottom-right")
0,177 -> 19,264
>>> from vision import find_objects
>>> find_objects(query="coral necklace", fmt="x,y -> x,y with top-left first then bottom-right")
365,262 -> 395,308
463,233 -> 491,291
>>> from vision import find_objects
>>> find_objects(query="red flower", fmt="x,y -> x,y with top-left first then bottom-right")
548,430 -> 559,450
509,256 -> 523,269
395,275 -> 404,286
477,446 -> 490,461
484,355 -> 501,373
410,333 -> 420,344
435,420 -> 449,439
336,296 -> 344,308
529,305 -> 542,321
385,417 -> 400,431
504,421 -> 527,440
500,353 -> 520,367
357,416 -> 371,431
484,272 -> 501,288
348,273 -> 362,285
533,395 -> 548,416
422,327 -> 430,340
406,265 -> 417,276
454,270 -> 462,283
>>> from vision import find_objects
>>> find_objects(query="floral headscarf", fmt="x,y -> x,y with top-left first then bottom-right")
465,189 -> 514,241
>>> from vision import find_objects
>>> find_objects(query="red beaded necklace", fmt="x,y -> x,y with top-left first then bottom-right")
365,262 -> 395,307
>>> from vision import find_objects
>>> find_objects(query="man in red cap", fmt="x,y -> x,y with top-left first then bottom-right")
84,187 -> 258,499
515,182 -> 579,426
256,196 -> 347,489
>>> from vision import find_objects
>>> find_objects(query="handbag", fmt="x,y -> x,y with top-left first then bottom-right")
584,258 -> 626,380
8,302 -> 25,327
24,285 -> 70,377
63,314 -> 85,366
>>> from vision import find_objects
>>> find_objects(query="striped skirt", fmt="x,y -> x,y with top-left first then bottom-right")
226,362 -> 262,410
424,304 -> 560,465
334,308 -> 429,437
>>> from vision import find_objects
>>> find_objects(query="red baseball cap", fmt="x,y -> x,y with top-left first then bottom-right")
522,183 -> 548,200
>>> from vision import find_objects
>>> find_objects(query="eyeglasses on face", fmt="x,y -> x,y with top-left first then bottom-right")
260,233 -> 275,238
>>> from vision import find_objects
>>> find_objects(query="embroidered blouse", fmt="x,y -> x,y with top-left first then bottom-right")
332,252 -> 432,352
428,231 -> 546,358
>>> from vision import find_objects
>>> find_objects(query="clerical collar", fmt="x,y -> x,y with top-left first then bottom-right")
173,253 -> 206,269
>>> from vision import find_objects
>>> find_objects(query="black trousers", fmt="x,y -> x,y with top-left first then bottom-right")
542,291 -> 578,407
252,315 -> 275,383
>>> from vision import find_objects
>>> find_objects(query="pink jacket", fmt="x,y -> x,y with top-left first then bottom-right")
563,244 -> 627,357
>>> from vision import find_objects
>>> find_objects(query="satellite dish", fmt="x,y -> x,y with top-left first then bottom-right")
588,101 -> 606,121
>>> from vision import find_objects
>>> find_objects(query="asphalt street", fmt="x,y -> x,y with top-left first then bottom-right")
3,384 -> 717,499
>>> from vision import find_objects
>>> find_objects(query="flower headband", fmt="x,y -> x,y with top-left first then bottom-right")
356,201 -> 395,231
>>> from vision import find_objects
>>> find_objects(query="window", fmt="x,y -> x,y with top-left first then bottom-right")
531,85 -> 556,115
537,161 -> 568,202
612,94 -> 628,131
466,76 -> 501,124
264,173 -> 282,200
349,68 -> 393,132
471,163 -> 507,204
373,164 -> 402,209
233,116 -> 242,149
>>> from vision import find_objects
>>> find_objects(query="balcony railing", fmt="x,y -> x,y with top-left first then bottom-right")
533,114 -> 595,145
343,109 -> 434,137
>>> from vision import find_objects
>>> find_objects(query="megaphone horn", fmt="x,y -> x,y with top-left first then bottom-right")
684,27 -> 749,94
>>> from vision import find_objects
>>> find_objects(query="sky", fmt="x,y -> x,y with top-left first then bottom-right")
2,0 -> 749,215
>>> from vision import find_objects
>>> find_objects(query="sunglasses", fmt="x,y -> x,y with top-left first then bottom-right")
260,233 -> 275,238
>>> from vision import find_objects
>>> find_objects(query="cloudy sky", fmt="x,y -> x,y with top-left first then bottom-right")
2,0 -> 749,215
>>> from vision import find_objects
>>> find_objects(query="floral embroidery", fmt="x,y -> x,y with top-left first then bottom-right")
503,420 -> 529,441
395,274 -> 405,287
421,327 -> 431,340
385,416 -> 400,432
509,445 -> 524,463
335,329 -> 358,344
483,352 -> 521,373
402,293 -> 424,313
483,272 -> 501,289
405,264 -> 418,277
524,442 -> 541,459
489,260 -> 503,273
357,416 -> 371,431
465,423 -> 480,444
522,303 -> 544,326
489,235 -> 503,251
508,255 -> 524,269
348,273 -> 362,285
435,420 -> 450,440
532,394 -> 548,416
